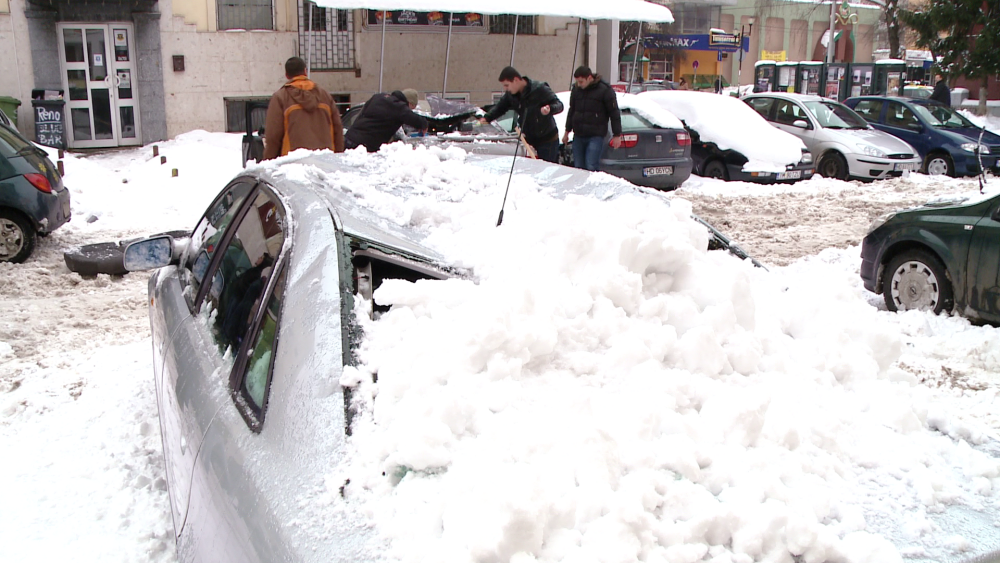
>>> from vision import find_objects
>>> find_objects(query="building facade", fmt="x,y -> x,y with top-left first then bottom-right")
0,0 -> 590,148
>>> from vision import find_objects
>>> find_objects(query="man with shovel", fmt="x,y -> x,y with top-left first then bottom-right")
480,66 -> 564,163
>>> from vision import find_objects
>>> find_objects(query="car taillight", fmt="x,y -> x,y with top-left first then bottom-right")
24,173 -> 52,193
613,134 -> 639,149
676,132 -> 691,146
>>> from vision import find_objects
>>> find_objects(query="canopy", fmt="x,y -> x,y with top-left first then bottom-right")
311,0 -> 674,22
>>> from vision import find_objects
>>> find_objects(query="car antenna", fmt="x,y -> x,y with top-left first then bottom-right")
976,120 -> 987,194
496,130 -> 525,227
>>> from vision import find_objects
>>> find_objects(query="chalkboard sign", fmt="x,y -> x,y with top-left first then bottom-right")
33,102 -> 65,149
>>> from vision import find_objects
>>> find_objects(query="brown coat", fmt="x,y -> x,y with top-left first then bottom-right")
263,75 -> 344,160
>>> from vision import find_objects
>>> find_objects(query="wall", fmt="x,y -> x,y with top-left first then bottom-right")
0,1 -> 36,133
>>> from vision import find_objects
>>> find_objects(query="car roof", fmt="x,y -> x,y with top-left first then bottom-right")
846,95 -> 947,106
747,92 -> 825,103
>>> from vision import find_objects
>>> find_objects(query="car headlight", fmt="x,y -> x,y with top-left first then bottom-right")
858,144 -> 886,158
960,142 -> 990,154
868,211 -> 896,234
800,151 -> 813,164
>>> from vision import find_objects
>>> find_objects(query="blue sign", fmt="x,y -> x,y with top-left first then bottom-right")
644,33 -> 750,53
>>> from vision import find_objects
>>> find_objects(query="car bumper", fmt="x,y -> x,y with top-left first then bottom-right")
955,153 -> 1000,176
859,232 -> 885,293
22,183 -> 72,234
601,158 -> 694,189
41,188 -> 72,233
734,165 -> 815,184
847,155 -> 922,179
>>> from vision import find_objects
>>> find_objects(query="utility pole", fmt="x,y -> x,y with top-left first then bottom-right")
826,0 -> 836,64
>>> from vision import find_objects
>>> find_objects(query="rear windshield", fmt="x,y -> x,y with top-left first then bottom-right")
620,110 -> 655,130
912,104 -> 976,129
0,125 -> 32,159
803,101 -> 868,129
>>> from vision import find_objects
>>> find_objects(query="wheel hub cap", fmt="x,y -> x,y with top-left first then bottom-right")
890,260 -> 940,311
927,158 -> 949,176
0,218 -> 24,259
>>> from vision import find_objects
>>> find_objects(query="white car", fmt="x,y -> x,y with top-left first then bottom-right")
743,92 -> 922,181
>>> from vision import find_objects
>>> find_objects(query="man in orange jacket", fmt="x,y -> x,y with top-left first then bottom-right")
263,57 -> 344,160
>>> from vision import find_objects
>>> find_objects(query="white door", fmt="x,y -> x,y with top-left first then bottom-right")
57,23 -> 142,148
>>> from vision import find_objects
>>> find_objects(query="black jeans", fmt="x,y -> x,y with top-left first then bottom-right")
533,141 -> 559,163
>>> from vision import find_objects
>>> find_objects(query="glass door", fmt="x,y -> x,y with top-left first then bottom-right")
58,23 -> 141,148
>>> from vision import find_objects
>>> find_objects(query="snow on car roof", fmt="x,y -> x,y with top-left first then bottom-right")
311,0 -> 674,22
638,90 -> 806,172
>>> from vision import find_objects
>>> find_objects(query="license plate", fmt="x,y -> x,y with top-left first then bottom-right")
62,197 -> 70,217
776,170 -> 801,180
894,162 -> 919,171
643,166 -> 673,177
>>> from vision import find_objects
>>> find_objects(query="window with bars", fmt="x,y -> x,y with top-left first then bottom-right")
218,0 -> 274,31
489,14 -> 536,35
299,1 -> 356,70
225,97 -> 271,133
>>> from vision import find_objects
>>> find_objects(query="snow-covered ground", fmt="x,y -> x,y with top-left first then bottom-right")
2,132 -> 1000,563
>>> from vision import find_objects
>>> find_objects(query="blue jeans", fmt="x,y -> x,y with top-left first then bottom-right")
573,135 -> 605,171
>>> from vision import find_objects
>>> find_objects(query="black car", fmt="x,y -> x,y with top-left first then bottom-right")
861,192 -> 1000,321
0,120 -> 71,262
688,127 -> 815,183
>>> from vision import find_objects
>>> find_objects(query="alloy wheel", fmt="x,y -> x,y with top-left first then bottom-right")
889,260 -> 941,311
0,218 -> 25,260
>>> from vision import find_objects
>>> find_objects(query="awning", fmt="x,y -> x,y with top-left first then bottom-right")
310,0 -> 674,22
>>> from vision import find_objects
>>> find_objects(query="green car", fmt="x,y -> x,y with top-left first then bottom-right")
861,192 -> 1000,320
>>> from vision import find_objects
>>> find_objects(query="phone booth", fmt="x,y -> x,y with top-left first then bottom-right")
776,61 -> 797,93
754,61 -> 777,93
848,63 -> 874,97
796,62 -> 823,95
824,63 -> 850,101
874,60 -> 906,96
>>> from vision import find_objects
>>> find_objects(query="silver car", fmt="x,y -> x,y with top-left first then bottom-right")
123,152 -> 759,562
743,92 -> 922,181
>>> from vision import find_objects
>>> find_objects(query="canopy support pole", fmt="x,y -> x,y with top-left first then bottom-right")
306,1 -> 314,75
627,22 -> 643,92
442,12 -> 454,98
379,11 -> 387,92
569,17 -> 583,88
510,15 -> 518,66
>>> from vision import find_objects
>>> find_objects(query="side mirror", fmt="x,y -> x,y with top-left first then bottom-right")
123,235 -> 180,271
907,122 -> 923,132
792,119 -> 810,129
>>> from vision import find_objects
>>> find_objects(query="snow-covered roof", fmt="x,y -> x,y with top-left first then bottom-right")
311,0 -> 674,22
637,90 -> 806,172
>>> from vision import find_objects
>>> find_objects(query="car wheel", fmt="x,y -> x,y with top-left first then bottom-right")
0,210 -> 36,264
703,159 -> 729,181
923,152 -> 953,177
883,249 -> 953,314
818,152 -> 849,181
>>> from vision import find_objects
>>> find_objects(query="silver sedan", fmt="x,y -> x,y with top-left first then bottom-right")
123,153 -> 757,562
743,92 -> 922,181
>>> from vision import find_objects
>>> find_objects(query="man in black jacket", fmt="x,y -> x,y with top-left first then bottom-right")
345,89 -> 428,152
480,66 -> 564,163
929,73 -> 951,108
562,66 -> 623,171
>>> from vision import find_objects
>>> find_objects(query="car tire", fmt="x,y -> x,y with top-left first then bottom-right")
923,152 -> 954,177
818,152 -> 849,181
0,209 -> 36,264
883,249 -> 953,314
703,159 -> 729,181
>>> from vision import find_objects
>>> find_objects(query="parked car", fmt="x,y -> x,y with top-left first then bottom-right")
611,80 -> 681,94
861,191 -> 1000,321
638,90 -> 814,183
901,84 -> 933,100
121,151 -> 759,562
0,107 -> 12,128
844,96 -> 1000,177
0,120 -> 71,263
743,92 -> 922,181
547,91 -> 693,190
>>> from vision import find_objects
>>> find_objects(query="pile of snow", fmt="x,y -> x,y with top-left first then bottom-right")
283,144 -> 1000,563
958,110 -> 1000,136
638,90 -> 806,172
554,90 -> 685,142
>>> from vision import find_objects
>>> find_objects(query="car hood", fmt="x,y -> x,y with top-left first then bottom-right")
937,126 -> 1000,146
826,127 -> 916,154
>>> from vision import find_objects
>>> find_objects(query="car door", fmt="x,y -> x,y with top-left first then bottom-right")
153,179 -> 257,539
179,185 -> 292,562
966,200 -> 1000,322
771,99 -> 816,151
881,101 -> 927,157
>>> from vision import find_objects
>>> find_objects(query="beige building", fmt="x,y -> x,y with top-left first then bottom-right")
0,0 -> 591,148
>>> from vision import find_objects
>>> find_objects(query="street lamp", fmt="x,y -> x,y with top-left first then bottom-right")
736,16 -> 755,97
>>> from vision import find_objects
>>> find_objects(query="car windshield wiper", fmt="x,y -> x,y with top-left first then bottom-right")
825,125 -> 847,129
14,146 -> 38,157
